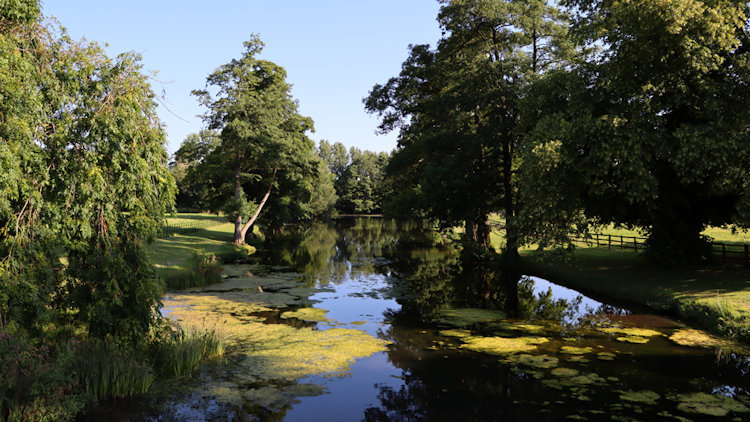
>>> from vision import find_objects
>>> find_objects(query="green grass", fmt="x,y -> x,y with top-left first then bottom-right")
161,213 -> 228,237
149,222 -> 255,284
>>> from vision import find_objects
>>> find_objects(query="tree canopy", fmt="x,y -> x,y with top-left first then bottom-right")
191,36 -> 318,244
1,1 -> 175,343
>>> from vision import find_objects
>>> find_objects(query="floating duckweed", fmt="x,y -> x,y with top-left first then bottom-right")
163,289 -> 390,384
669,329 -> 725,349
280,307 -> 329,322
349,321 -> 367,325
616,336 -> 650,344
567,356 -> 589,363
439,329 -> 473,338
597,352 -> 616,361
673,393 -> 750,417
460,335 -> 549,355
600,327 -> 663,337
508,354 -> 559,369
551,367 -> 579,377
434,308 -> 508,327
619,390 -> 661,405
491,322 -> 547,335
560,346 -> 594,355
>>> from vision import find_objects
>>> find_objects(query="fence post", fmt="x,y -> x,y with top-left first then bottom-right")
608,235 -> 611,249
620,235 -> 624,250
633,236 -> 638,252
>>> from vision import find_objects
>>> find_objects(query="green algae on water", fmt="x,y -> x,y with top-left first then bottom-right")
560,346 -> 594,355
599,327 -> 663,337
671,392 -> 750,417
281,307 -> 330,322
439,329 -> 473,338
616,336 -> 650,344
551,367 -> 580,377
506,354 -> 559,369
434,308 -> 508,327
619,390 -> 661,405
459,335 -> 548,355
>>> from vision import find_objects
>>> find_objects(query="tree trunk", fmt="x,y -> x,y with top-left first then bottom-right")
232,165 -> 245,244
502,136 -> 520,263
234,167 -> 278,246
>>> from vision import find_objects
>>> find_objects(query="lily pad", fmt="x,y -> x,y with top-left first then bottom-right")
600,327 -> 663,337
439,329 -> 473,338
669,329 -> 725,349
551,367 -> 579,377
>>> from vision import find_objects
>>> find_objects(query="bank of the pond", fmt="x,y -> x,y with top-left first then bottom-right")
523,248 -> 750,343
149,222 -> 256,287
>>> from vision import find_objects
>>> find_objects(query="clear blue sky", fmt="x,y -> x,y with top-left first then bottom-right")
41,1 -> 443,156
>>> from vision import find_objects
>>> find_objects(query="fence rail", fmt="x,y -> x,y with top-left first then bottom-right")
160,217 -> 225,237
570,233 -> 750,267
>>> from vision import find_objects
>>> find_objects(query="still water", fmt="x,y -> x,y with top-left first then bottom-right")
145,218 -> 748,420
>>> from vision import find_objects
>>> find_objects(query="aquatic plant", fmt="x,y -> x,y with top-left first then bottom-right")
507,354 -> 559,369
560,346 -> 594,355
280,308 -> 330,322
618,390 -> 660,405
616,336 -> 650,344
433,308 -> 508,327
599,327 -> 663,337
459,335 -> 549,355
671,392 -> 749,417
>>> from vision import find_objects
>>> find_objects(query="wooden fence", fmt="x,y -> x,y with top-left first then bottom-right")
570,233 -> 750,267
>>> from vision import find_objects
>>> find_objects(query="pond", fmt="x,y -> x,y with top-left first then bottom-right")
130,218 -> 750,420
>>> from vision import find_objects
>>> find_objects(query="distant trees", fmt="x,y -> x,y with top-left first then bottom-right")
316,140 -> 390,214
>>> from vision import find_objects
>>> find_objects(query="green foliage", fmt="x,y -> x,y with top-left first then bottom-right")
366,0 -> 573,251
524,0 -> 750,262
171,130 -> 220,211
191,35 -> 318,241
0,1 -> 175,343
164,250 -> 223,290
75,340 -> 155,401
149,325 -> 225,377
0,331 -> 85,421
335,147 -> 389,214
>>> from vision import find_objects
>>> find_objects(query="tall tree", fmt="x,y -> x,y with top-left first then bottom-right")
522,0 -> 750,262
336,148 -> 389,214
366,0 -> 571,256
193,36 -> 317,244
0,1 -> 175,343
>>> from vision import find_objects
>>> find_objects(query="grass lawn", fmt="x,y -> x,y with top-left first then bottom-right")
149,222 -> 255,285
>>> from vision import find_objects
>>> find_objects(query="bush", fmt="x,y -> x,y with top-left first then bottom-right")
0,331 -> 86,421
166,250 -> 223,289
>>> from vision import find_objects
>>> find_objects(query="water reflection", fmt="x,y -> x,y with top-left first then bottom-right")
149,218 -> 750,421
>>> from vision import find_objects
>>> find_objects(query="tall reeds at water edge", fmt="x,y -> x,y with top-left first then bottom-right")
150,328 -> 225,377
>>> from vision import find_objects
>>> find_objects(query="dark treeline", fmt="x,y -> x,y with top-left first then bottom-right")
365,0 -> 750,264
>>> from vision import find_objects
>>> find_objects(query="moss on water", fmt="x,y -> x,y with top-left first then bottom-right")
280,308 -> 329,322
490,322 -> 547,335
